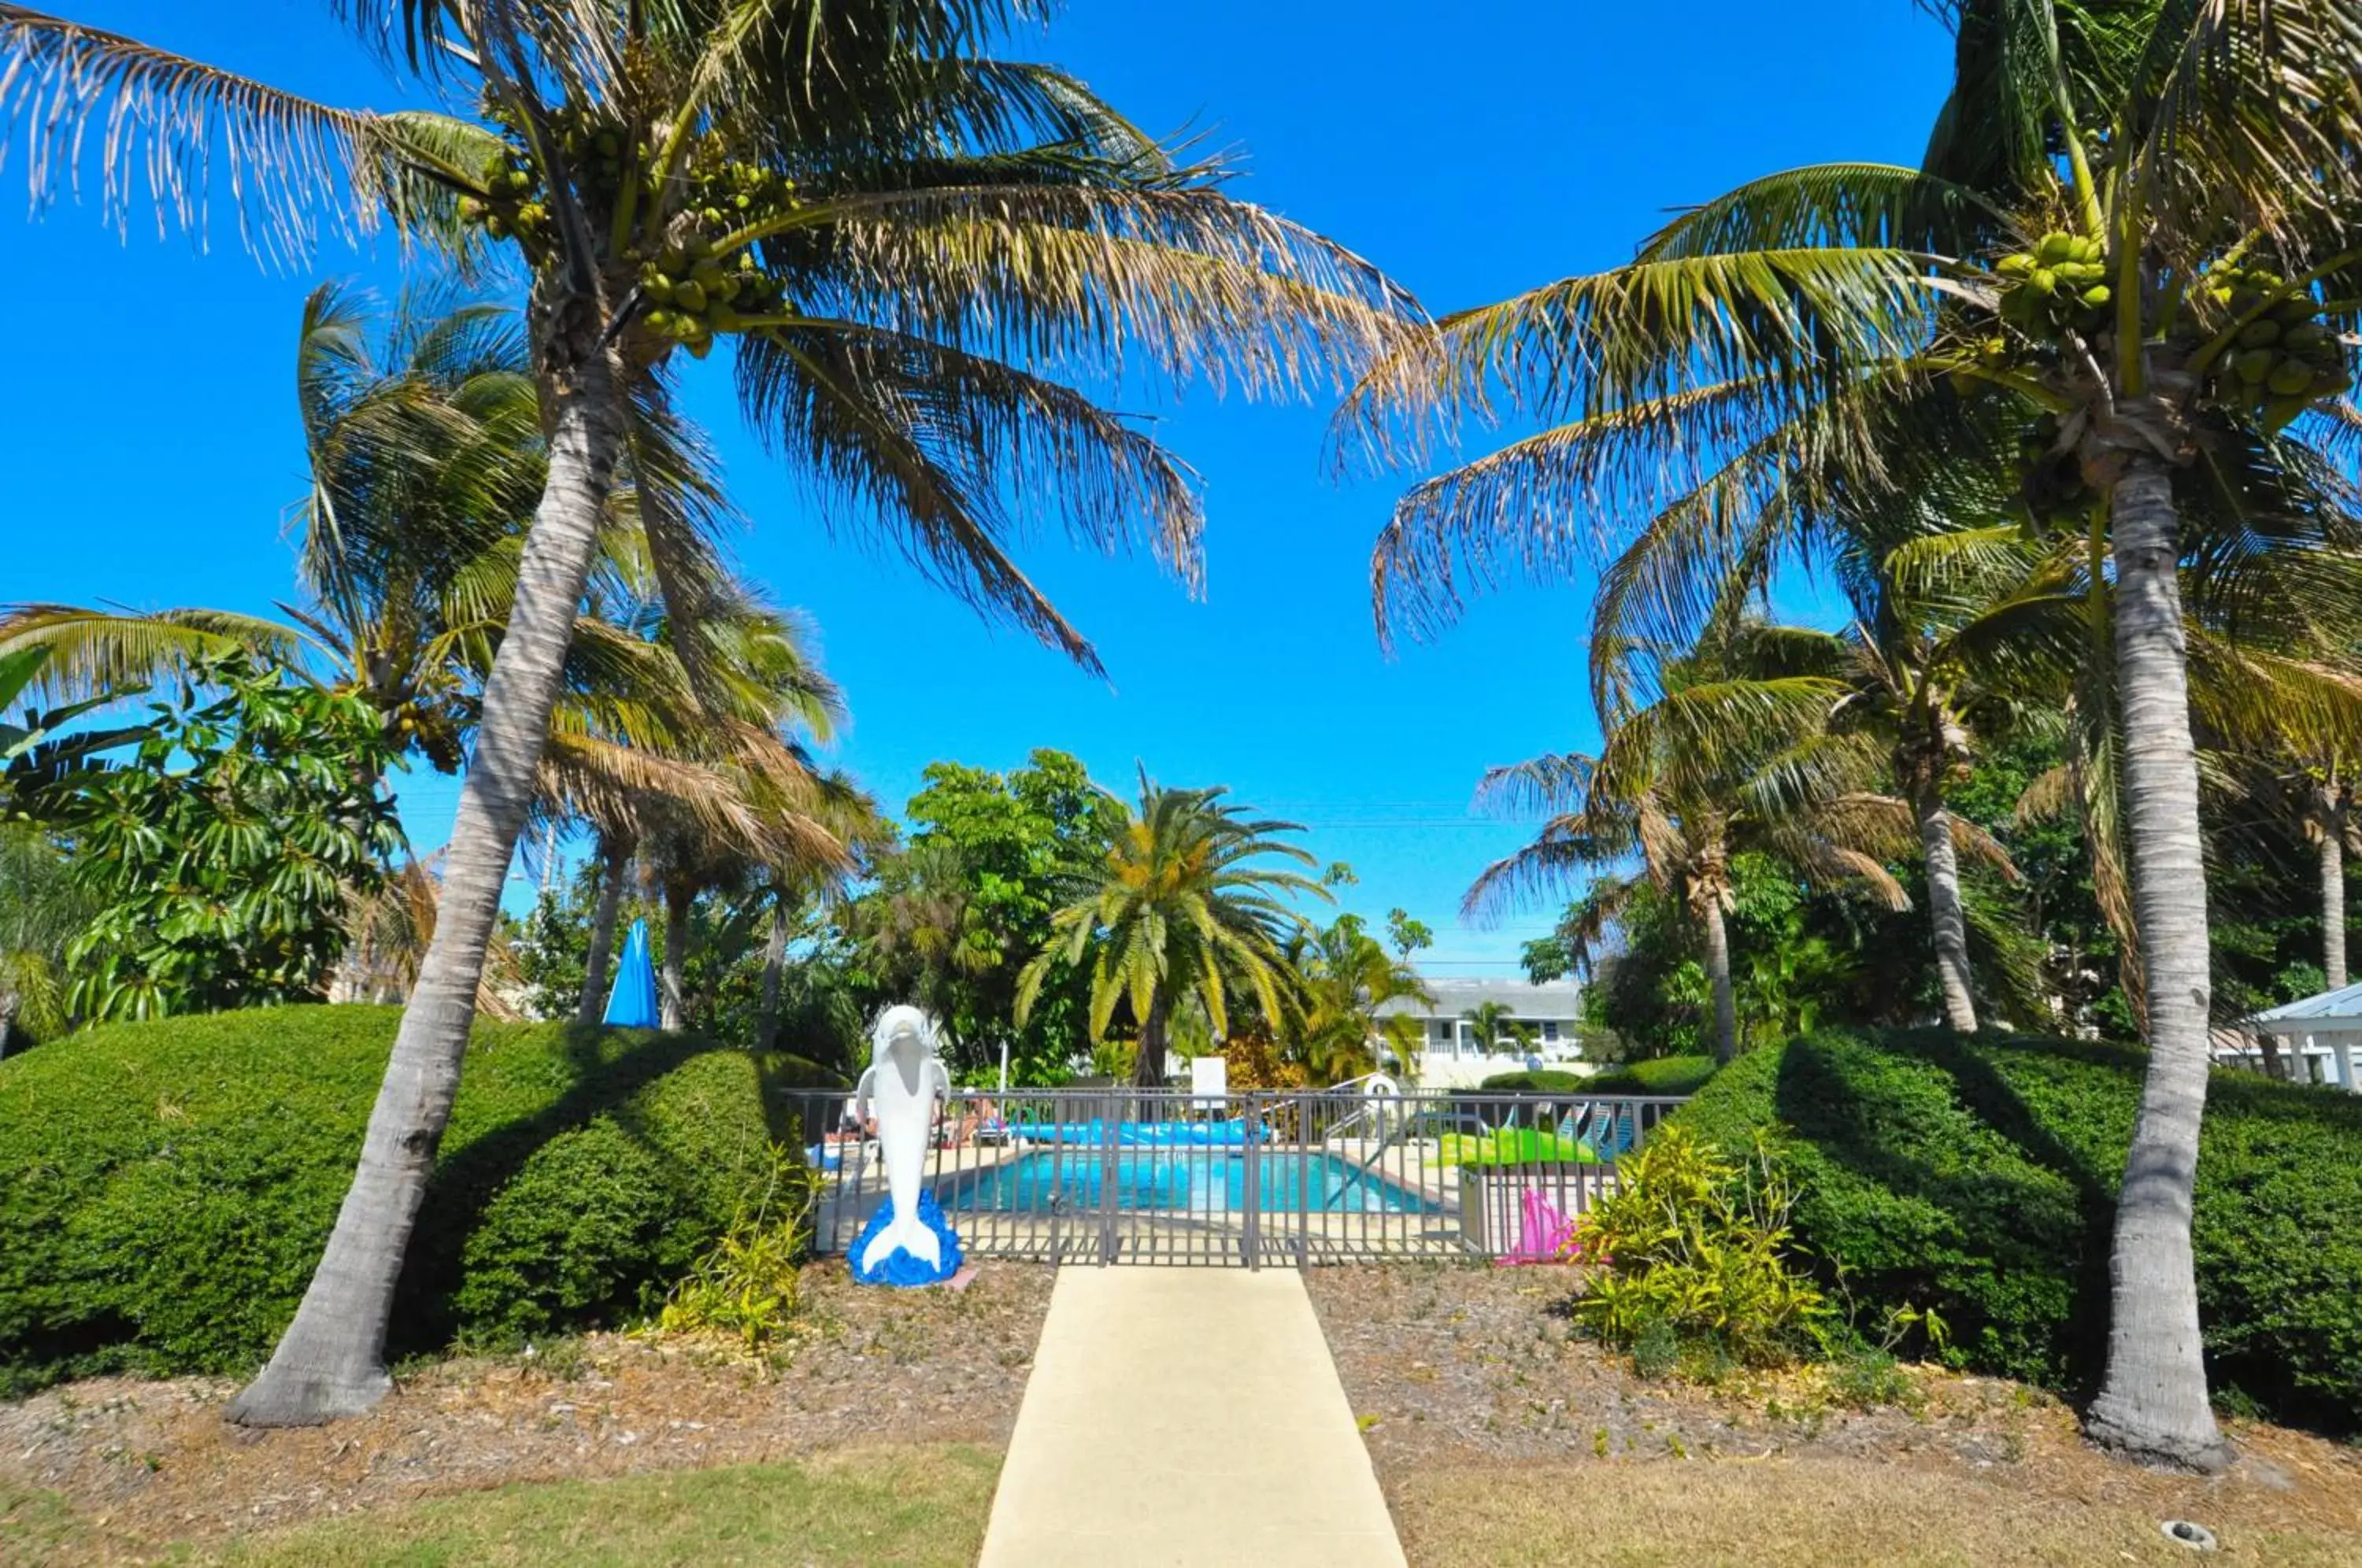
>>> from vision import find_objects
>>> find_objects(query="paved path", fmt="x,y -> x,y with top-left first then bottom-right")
979,1267 -> 1407,1567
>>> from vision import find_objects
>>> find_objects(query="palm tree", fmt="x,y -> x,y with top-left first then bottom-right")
2,1 -> 1414,1423
1348,1 -> 2362,1469
0,823 -> 87,1055
752,769 -> 890,1051
1461,999 -> 1518,1054
1668,520 -> 2068,1032
2304,774 -> 2357,993
1017,772 -> 1330,1095
1,283 -> 542,775
1289,912 -> 1430,1085
6,286 -> 839,1016
1470,627 -> 1920,1067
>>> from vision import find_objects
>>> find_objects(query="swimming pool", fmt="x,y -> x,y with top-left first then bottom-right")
942,1149 -> 1427,1215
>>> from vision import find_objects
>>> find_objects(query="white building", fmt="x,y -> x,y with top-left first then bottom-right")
1374,975 -> 1586,1089
2229,982 -> 2362,1090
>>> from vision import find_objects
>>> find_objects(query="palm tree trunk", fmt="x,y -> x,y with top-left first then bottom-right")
576,838 -> 628,1026
1701,896 -> 1738,1066
659,881 -> 693,1032
1133,992 -> 1169,1093
2321,821 -> 2347,992
2082,454 -> 2232,1473
1917,790 -> 1979,1033
229,332 -> 629,1428
757,903 -> 789,1049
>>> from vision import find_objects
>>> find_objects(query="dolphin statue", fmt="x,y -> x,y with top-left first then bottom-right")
854,1004 -> 954,1278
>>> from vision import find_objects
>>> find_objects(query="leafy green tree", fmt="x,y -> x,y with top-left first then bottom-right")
1384,906 -> 1435,963
47,653 -> 403,1021
849,749 -> 1122,1078
2,0 -> 1409,1424
1018,771 -> 1328,1093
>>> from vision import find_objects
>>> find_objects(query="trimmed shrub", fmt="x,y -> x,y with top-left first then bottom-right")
1675,1028 -> 2362,1431
0,1006 -> 824,1392
1477,1069 -> 1589,1094
1586,1056 -> 1719,1096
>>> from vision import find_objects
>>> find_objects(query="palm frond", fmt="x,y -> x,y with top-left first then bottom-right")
0,8 -> 466,262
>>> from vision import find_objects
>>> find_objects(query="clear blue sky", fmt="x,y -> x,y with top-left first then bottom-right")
0,2 -> 1953,971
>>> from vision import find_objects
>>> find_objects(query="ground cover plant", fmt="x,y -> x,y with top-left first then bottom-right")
1674,1027 -> 2362,1432
0,1005 -> 837,1393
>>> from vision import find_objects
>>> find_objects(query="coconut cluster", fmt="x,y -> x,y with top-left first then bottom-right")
1994,231 -> 2113,334
455,105 -> 798,360
2200,264 -> 2353,427
639,235 -> 788,360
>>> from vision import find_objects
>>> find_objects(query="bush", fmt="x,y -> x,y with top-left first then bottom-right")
1586,1056 -> 1719,1096
1571,1123 -> 1833,1372
1477,1069 -> 1589,1094
1675,1027 -> 2362,1432
0,1005 -> 823,1392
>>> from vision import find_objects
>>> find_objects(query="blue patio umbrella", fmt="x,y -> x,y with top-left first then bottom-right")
602,917 -> 660,1028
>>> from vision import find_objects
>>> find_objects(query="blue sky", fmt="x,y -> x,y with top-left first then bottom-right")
1,2 -> 1953,972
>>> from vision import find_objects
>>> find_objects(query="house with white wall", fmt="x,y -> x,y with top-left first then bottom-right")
1374,974 -> 1586,1088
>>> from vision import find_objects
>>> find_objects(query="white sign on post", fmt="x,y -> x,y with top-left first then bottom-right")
1190,1053 -> 1227,1109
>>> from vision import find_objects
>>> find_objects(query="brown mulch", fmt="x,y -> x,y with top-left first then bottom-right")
0,1261 -> 1051,1550
1303,1261 -> 2362,1543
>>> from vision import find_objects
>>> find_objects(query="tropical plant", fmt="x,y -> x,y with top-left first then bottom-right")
0,824 -> 88,1054
1469,625 -> 1920,1066
2213,746 -> 2362,994
339,855 -> 523,1016
1461,999 -> 1519,1052
1349,0 -> 2362,1468
0,646 -> 148,818
1017,771 -> 1329,1093
1288,912 -> 1430,1085
45,652 -> 405,1021
1568,1124 -> 1834,1374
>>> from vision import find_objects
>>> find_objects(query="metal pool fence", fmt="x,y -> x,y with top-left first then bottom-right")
793,1085 -> 1687,1268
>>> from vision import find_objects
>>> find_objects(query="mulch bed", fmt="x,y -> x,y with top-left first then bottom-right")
1303,1260 -> 2362,1541
0,1260 -> 1051,1552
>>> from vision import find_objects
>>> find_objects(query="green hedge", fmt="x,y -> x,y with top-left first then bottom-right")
1675,1029 -> 2362,1431
1477,1069 -> 1590,1094
0,1006 -> 839,1393
1584,1056 -> 1718,1096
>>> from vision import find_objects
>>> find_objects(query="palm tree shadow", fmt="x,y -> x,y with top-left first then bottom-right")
1768,1030 -> 2112,1391
388,1023 -> 713,1354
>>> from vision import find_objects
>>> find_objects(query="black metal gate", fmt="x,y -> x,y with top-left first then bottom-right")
800,1084 -> 1684,1268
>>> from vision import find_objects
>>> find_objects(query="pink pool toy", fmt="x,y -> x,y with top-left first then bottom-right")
1497,1186 -> 1575,1266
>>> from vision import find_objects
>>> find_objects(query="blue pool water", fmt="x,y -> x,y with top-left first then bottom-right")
942,1150 -> 1425,1215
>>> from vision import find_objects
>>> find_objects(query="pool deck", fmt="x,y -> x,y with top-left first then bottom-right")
978,1267 -> 1406,1566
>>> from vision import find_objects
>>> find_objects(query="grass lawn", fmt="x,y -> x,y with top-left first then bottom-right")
3,1444 -> 999,1566
1392,1458 -> 2361,1566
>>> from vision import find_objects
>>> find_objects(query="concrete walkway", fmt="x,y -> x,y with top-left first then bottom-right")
979,1268 -> 1406,1567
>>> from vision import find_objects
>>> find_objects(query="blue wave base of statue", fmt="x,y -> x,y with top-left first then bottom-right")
850,1190 -> 966,1287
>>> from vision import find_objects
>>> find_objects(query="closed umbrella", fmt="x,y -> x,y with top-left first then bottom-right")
602,917 -> 660,1028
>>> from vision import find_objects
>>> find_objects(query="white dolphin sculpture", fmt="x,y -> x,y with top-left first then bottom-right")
854,1004 -> 953,1276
